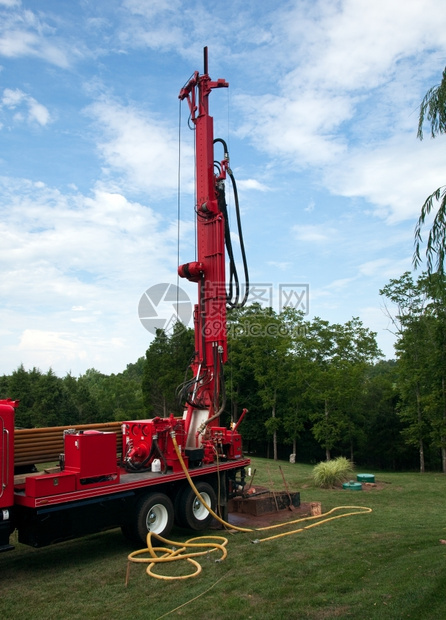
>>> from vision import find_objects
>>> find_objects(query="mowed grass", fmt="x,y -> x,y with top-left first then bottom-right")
1,458 -> 446,620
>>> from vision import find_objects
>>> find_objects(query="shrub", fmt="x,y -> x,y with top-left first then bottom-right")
312,457 -> 354,488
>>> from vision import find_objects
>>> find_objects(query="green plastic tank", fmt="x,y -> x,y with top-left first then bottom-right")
342,480 -> 362,491
357,474 -> 375,483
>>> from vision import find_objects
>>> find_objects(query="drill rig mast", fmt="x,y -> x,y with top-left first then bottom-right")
178,48 -> 248,452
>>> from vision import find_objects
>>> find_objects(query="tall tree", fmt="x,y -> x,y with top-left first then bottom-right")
418,273 -> 446,472
380,271 -> 446,472
414,67 -> 446,275
226,305 -> 290,460
302,317 -> 381,461
281,308 -> 312,459
361,361 -> 408,470
225,305 -> 265,444
250,308 -> 291,461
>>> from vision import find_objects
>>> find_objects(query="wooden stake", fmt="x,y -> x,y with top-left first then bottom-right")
279,465 -> 294,511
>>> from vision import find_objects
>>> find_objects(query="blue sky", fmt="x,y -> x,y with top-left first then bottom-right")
1,0 -> 446,376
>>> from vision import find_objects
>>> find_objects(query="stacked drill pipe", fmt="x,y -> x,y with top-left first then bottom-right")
14,421 -> 122,467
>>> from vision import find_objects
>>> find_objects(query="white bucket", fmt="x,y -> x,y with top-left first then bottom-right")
151,458 -> 161,473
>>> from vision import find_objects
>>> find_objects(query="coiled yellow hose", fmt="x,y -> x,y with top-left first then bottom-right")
126,434 -> 372,582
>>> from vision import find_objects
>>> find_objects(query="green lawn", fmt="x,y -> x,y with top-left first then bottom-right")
1,459 -> 445,619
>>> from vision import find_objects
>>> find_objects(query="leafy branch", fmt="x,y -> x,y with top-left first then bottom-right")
414,67 -> 446,274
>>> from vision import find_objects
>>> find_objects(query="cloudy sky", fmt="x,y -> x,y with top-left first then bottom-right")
1,0 -> 446,377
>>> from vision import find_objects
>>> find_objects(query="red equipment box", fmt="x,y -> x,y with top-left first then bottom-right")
25,472 -> 76,498
64,431 -> 119,489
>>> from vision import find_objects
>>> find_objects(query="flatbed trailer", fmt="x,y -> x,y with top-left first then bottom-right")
1,400 -> 249,551
13,457 -> 250,550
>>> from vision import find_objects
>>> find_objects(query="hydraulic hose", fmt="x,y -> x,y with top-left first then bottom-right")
170,433 -> 371,536
126,533 -> 228,583
126,432 -> 372,582
214,138 -> 249,309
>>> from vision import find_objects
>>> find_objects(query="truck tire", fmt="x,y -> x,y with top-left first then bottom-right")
177,482 -> 217,531
123,492 -> 174,546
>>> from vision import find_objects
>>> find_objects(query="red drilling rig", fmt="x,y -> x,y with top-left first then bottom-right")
0,49 -> 249,553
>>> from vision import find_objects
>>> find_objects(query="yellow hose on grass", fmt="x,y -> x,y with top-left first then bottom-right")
126,433 -> 372,582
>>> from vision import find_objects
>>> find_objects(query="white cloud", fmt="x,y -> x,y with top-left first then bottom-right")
358,258 -> 411,281
17,329 -> 129,373
292,224 -> 338,243
324,136 -> 446,224
0,179 -> 180,307
0,177 -> 189,374
0,30 -> 70,68
19,329 -> 82,355
85,98 -> 191,195
0,4 -> 72,68
285,0 -> 446,91
267,260 -> 291,271
123,0 -> 182,18
326,277 -> 357,291
2,88 -> 51,126
233,0 -> 446,225
236,91 -> 351,167
28,98 -> 50,125
236,178 -> 269,192
2,87 -> 23,106
305,200 -> 315,213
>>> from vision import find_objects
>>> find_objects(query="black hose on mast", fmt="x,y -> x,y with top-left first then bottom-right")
214,138 -> 249,308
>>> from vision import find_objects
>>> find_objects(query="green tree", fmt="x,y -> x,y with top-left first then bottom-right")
249,308 -> 290,461
417,273 -> 446,471
225,306 -> 266,452
226,305 -> 288,460
414,67 -> 446,274
280,308 -> 313,459
80,367 -> 146,422
380,271 -> 446,472
142,323 -> 194,417
31,369 -> 77,427
381,273 -> 428,471
3,365 -> 42,428
64,373 -> 101,424
303,317 -> 381,461
361,361 -> 408,470
80,368 -> 114,422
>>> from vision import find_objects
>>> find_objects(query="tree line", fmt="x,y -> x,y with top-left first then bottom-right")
2,272 -> 446,472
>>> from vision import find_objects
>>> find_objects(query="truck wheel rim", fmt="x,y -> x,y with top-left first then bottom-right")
193,492 -> 211,521
146,504 -> 168,533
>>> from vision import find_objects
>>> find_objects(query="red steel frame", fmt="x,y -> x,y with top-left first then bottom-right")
13,457 -> 250,509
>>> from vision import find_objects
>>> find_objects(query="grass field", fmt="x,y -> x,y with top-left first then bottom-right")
1,458 -> 445,620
